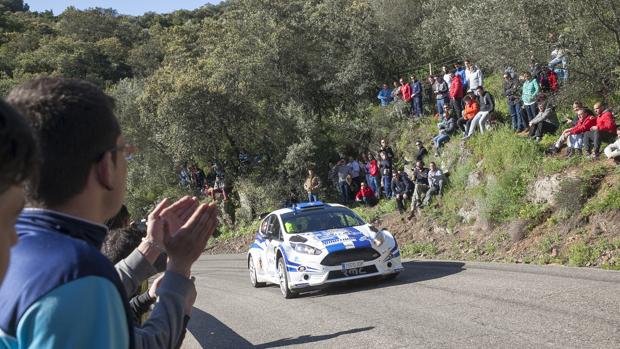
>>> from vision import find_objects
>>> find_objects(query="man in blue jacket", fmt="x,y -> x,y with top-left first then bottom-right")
410,75 -> 423,117
377,83 -> 393,107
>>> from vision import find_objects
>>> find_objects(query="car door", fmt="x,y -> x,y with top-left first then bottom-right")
253,216 -> 272,278
264,215 -> 283,279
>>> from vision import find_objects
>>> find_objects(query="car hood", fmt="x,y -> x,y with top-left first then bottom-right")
296,226 -> 374,253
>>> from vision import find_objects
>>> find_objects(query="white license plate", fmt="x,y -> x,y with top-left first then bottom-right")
342,260 -> 364,270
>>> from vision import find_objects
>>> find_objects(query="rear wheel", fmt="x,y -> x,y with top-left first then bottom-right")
278,258 -> 297,299
249,255 -> 266,288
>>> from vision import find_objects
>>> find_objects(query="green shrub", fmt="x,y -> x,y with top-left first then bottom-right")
568,241 -> 596,267
401,242 -> 438,257
582,182 -> 620,216
353,199 -> 397,223
538,233 -> 561,254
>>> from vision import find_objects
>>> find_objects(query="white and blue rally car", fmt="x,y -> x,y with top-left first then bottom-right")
247,201 -> 403,298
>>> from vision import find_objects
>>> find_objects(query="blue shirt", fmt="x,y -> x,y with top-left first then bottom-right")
0,209 -> 133,349
411,80 -> 422,98
377,88 -> 393,106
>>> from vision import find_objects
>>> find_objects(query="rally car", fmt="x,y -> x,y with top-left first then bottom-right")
247,201 -> 403,298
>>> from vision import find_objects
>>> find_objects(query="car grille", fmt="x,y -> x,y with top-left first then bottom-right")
320,248 -> 380,266
327,265 -> 379,280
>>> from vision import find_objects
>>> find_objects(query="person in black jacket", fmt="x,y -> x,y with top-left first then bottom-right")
390,172 -> 410,213
408,160 -> 429,219
503,73 -> 524,132
415,140 -> 428,162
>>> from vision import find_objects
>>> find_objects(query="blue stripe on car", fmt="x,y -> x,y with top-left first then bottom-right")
325,243 -> 347,253
249,243 -> 263,250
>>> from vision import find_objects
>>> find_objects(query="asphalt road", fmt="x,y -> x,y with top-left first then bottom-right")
181,254 -> 620,349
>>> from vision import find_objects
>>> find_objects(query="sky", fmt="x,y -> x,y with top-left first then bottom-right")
27,1 -> 221,16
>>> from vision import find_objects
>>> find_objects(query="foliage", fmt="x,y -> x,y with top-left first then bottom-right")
401,242 -> 439,258
353,199 -> 397,224
582,180 -> 620,216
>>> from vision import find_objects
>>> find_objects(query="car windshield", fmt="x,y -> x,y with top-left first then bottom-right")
281,207 -> 366,234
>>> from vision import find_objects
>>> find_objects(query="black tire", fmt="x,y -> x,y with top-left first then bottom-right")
384,272 -> 400,281
277,258 -> 297,299
249,255 -> 266,288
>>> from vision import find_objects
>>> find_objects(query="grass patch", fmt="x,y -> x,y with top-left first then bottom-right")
568,241 -> 597,267
538,232 -> 561,254
214,220 -> 260,241
401,242 -> 438,258
353,199 -> 397,223
582,181 -> 620,216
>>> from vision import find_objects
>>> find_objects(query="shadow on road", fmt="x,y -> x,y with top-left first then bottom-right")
187,308 -> 374,348
303,260 -> 465,298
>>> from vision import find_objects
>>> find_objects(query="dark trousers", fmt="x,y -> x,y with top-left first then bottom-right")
394,194 -> 406,212
411,96 -> 423,117
457,117 -> 471,133
528,122 -> 558,139
360,196 -> 377,207
523,103 -> 537,125
451,98 -> 463,120
508,100 -> 524,131
583,130 -> 616,155
339,181 -> 351,204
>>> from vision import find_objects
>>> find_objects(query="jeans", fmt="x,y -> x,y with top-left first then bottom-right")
433,134 -> 450,148
467,111 -> 490,137
382,176 -> 392,199
423,182 -> 443,206
549,56 -> 568,81
508,100 -> 524,131
411,96 -> 423,117
338,181 -> 351,204
457,117 -> 472,134
307,193 -> 318,202
368,176 -> 379,197
436,98 -> 448,118
523,103 -> 537,125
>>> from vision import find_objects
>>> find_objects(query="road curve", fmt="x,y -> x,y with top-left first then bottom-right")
181,254 -> 620,349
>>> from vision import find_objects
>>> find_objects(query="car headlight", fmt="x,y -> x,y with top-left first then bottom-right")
291,242 -> 322,255
373,230 -> 386,247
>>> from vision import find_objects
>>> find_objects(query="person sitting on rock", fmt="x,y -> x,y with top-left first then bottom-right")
583,102 -> 617,158
547,107 -> 596,157
457,95 -> 479,135
390,172 -> 410,214
433,105 -> 457,156
528,97 -> 559,142
422,162 -> 445,207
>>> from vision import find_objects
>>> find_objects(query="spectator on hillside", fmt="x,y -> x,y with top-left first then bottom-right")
380,139 -> 395,160
0,100 -> 37,287
377,83 -> 393,107
366,152 -> 380,198
178,163 -> 191,188
465,86 -> 494,139
415,140 -> 428,162
348,155 -> 362,189
603,129 -> 620,164
204,175 -> 228,202
332,158 -> 352,204
548,107 -> 596,156
379,151 -> 393,199
549,46 -> 568,81
521,71 -> 540,128
528,98 -> 559,142
391,81 -> 401,102
442,66 -> 452,86
503,73 -> 524,132
190,164 -> 206,193
453,61 -> 468,93
410,75 -> 423,117
355,181 -> 377,207
425,75 -> 435,115
543,66 -> 559,92
433,75 -> 450,118
450,71 -> 464,118
583,102 -> 617,158
457,95 -> 479,135
465,61 -> 483,95
433,105 -> 457,156
408,160 -> 430,219
423,162 -> 445,207
400,78 -> 412,110
303,168 -> 321,202
390,172 -> 410,214
1,77 -> 217,348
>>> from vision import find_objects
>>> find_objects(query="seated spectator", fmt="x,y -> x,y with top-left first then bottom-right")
604,129 -> 620,164
377,83 -> 393,107
399,170 -> 414,198
415,140 -> 428,162
303,168 -> 321,202
583,102 -> 617,158
433,105 -> 457,156
355,181 -> 377,207
204,175 -> 228,201
0,99 -> 37,286
408,160 -> 429,219
548,108 -> 596,156
457,95 -> 479,135
528,99 -> 559,142
390,172 -> 410,214
464,86 -> 494,139
423,162 -> 445,207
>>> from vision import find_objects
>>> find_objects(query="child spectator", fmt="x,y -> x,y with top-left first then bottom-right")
355,181 -> 377,207
303,168 -> 321,202
458,95 -> 479,135
583,102 -> 617,158
528,99 -> 559,142
604,129 -> 620,164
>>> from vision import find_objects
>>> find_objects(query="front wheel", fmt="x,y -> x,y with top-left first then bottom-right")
277,258 -> 297,299
249,255 -> 266,288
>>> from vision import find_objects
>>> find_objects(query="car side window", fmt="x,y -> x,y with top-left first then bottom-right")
260,216 -> 271,236
269,217 -> 283,241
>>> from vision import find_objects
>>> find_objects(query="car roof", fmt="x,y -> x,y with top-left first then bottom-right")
269,202 -> 348,217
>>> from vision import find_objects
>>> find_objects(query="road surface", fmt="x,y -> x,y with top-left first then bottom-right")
181,254 -> 620,348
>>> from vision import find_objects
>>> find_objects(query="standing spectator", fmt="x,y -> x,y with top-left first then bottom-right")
544,67 -> 559,92
400,78 -> 412,111
528,99 -> 559,142
548,108 -> 596,156
433,75 -> 450,119
450,71 -> 464,118
391,81 -> 401,102
348,155 -> 362,190
603,129 -> 620,164
423,162 -> 445,207
425,75 -> 435,115
355,181 -> 376,207
304,169 -> 321,202
442,65 -> 452,86
583,102 -> 617,158
453,61 -> 468,93
178,162 -> 191,188
367,153 -> 381,198
332,159 -> 352,204
391,172 -> 410,213
465,86 -> 494,138
408,160 -> 430,219
377,83 -> 393,107
415,140 -> 428,162
379,151 -> 393,199
465,62 -> 483,95
503,73 -> 524,132
0,100 -> 37,286
521,71 -> 540,128
380,139 -> 395,160
1,77 -> 217,348
204,175 -> 228,202
457,95 -> 479,135
410,75 -> 423,117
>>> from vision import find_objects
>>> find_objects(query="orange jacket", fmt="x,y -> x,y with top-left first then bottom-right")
463,101 -> 479,120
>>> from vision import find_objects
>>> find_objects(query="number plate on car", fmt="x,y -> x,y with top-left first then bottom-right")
342,260 -> 364,270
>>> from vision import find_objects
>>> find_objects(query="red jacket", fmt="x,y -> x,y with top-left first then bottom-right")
355,186 -> 375,200
450,75 -> 463,99
548,70 -> 558,92
369,159 -> 379,177
596,110 -> 617,133
400,83 -> 412,102
570,115 -> 597,135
